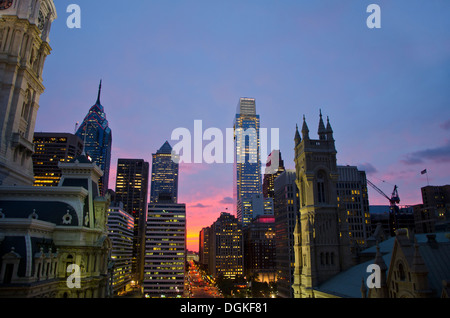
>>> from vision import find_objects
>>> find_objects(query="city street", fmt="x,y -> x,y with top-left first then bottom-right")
187,262 -> 222,298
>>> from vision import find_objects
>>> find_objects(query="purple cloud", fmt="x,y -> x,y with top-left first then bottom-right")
219,197 -> 234,205
357,162 -> 378,175
402,140 -> 450,165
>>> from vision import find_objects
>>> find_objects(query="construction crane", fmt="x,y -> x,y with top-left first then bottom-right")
367,179 -> 400,236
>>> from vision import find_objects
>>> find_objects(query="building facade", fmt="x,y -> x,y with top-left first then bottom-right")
243,215 -> 276,283
0,154 -> 113,298
114,158 -> 149,283
262,150 -> 285,199
75,81 -> 112,196
292,112 -> 353,298
336,165 -> 371,251
199,227 -> 210,271
107,202 -> 134,295
144,202 -> 186,298
32,132 -> 84,187
237,193 -> 274,226
207,212 -> 244,279
0,0 -> 57,187
150,141 -> 178,204
273,169 -> 299,298
234,98 -> 262,219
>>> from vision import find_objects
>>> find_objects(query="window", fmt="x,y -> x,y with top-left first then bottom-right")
317,171 -> 326,203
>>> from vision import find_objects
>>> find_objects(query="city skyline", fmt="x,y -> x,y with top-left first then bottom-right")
34,1 -> 450,251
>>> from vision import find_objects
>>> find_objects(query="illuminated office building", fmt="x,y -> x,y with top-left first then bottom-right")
234,98 -> 262,221
114,159 -> 149,283
32,133 -> 84,187
262,150 -> 285,199
237,193 -> 274,226
107,201 -> 134,295
208,212 -> 243,279
273,169 -> 299,298
336,165 -> 371,251
150,141 -> 178,203
243,215 -> 276,283
199,227 -> 210,271
75,81 -> 112,196
144,202 -> 186,298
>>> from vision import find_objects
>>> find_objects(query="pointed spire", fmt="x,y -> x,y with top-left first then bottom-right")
301,115 -> 309,140
96,79 -> 102,105
326,116 -> 333,133
325,116 -> 334,141
295,124 -> 301,145
318,109 -> 326,139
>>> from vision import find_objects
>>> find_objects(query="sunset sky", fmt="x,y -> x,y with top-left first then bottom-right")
36,0 -> 450,251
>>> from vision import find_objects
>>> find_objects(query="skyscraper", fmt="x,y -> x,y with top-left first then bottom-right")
114,159 -> 149,283
234,98 -> 262,222
150,141 -> 178,203
107,201 -> 135,295
273,169 -> 299,298
32,132 -> 84,187
75,81 -> 112,196
0,1 -> 57,187
207,212 -> 244,279
263,150 -> 285,199
144,201 -> 186,298
336,165 -> 371,251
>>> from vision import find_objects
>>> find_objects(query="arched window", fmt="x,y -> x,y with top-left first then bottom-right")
317,171 -> 326,203
398,263 -> 406,281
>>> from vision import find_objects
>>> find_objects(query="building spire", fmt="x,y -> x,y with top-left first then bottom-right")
302,115 -> 310,140
96,79 -> 102,104
318,109 -> 326,139
295,124 -> 301,145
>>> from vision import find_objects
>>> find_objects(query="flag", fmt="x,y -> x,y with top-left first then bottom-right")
421,169 -> 427,175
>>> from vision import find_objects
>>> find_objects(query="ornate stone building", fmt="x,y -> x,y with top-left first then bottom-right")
0,1 -> 114,298
292,111 -> 353,298
0,154 -> 113,298
0,0 -> 57,187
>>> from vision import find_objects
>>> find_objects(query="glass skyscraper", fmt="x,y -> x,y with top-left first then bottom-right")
75,81 -> 112,196
114,159 -> 150,283
234,98 -> 262,224
150,141 -> 179,203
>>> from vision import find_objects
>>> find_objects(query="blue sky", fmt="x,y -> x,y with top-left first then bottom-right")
35,1 -> 450,249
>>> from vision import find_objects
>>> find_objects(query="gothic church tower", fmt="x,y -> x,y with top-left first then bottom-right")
293,111 -> 353,298
0,0 -> 57,186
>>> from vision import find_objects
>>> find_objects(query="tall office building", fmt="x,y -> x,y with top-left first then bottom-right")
75,81 -> 112,196
273,169 -> 299,298
234,98 -> 262,221
0,0 -> 57,187
107,201 -> 135,295
243,215 -> 276,283
114,159 -> 149,283
199,227 -> 210,271
150,141 -> 178,203
32,132 -> 84,187
237,193 -> 274,226
262,150 -> 285,199
336,165 -> 371,251
144,202 -> 186,298
207,212 -> 243,279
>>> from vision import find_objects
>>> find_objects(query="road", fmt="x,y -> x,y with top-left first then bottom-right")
187,261 -> 222,298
